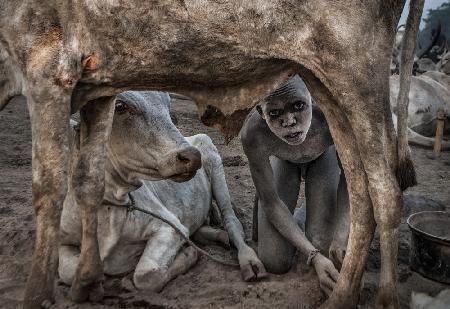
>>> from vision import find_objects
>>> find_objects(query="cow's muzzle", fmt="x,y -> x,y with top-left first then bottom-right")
158,146 -> 202,181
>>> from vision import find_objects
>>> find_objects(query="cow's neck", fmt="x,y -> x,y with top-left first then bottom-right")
102,158 -> 142,207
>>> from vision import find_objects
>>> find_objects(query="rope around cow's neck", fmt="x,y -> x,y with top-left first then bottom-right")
108,193 -> 239,267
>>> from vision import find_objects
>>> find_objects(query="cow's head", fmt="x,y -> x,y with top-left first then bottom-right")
256,75 -> 312,145
107,91 -> 201,183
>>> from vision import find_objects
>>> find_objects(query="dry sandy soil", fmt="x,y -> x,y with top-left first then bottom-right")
0,96 -> 449,308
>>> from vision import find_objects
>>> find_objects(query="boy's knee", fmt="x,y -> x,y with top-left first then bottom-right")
258,244 -> 294,274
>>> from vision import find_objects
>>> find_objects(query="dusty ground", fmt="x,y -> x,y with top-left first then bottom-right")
0,96 -> 449,309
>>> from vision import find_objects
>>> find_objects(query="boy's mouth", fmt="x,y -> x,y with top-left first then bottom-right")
284,131 -> 302,139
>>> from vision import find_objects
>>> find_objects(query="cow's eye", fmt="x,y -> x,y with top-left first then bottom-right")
115,101 -> 128,113
269,109 -> 281,118
293,101 -> 305,111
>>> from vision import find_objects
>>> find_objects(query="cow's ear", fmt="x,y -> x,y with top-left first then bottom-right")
256,105 -> 264,118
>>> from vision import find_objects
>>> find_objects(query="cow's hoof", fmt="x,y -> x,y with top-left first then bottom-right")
70,279 -> 104,303
376,287 -> 400,309
320,292 -> 357,309
89,281 -> 104,302
23,269 -> 55,309
70,282 -> 89,303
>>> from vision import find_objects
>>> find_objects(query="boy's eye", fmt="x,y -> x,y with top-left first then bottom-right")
294,101 -> 305,111
115,101 -> 128,113
269,109 -> 281,117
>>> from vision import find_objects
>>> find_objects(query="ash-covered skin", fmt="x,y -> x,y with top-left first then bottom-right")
242,76 -> 350,296
257,75 -> 312,145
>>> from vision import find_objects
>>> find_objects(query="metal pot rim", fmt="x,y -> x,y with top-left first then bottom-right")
407,210 -> 450,244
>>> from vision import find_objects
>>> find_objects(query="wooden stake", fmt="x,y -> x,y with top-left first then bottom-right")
433,109 -> 446,155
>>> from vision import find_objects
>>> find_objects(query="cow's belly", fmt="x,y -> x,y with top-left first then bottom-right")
79,2 -> 296,89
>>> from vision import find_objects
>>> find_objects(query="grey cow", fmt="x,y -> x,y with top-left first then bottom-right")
390,71 -> 450,150
0,1 -> 424,308
59,91 -> 266,292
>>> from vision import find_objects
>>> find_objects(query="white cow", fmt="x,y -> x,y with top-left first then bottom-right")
390,71 -> 450,150
59,91 -> 266,292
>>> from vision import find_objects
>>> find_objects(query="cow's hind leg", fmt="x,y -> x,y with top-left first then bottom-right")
323,110 -> 376,306
300,71 -> 376,307
328,168 -> 350,270
58,245 -> 81,286
193,225 -> 230,248
320,78 -> 402,308
164,246 -> 198,283
69,97 -> 115,302
345,96 -> 403,308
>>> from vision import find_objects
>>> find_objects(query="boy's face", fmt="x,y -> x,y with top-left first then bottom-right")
258,87 -> 312,145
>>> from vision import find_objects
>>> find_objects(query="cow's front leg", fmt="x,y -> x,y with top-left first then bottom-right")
69,97 -> 115,302
23,83 -> 72,308
346,101 -> 404,309
134,225 -> 189,291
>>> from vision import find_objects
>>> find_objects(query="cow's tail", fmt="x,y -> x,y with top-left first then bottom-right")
396,0 -> 424,190
0,48 -> 22,111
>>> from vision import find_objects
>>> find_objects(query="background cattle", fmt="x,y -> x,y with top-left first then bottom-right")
390,71 -> 450,150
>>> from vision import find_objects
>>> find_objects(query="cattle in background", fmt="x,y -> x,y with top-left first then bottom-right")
390,71 -> 450,150
391,23 -> 449,75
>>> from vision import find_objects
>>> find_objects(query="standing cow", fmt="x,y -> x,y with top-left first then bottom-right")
0,1 -> 423,308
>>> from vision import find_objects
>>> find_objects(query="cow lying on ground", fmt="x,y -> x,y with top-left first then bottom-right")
59,91 -> 266,292
390,71 -> 450,150
0,1 -> 424,308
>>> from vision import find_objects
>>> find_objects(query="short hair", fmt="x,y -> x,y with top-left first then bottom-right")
266,75 -> 310,100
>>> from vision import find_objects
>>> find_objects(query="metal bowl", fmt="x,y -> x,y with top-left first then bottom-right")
407,211 -> 450,283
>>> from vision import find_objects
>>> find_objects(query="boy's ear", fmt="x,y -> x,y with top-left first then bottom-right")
256,105 -> 264,118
